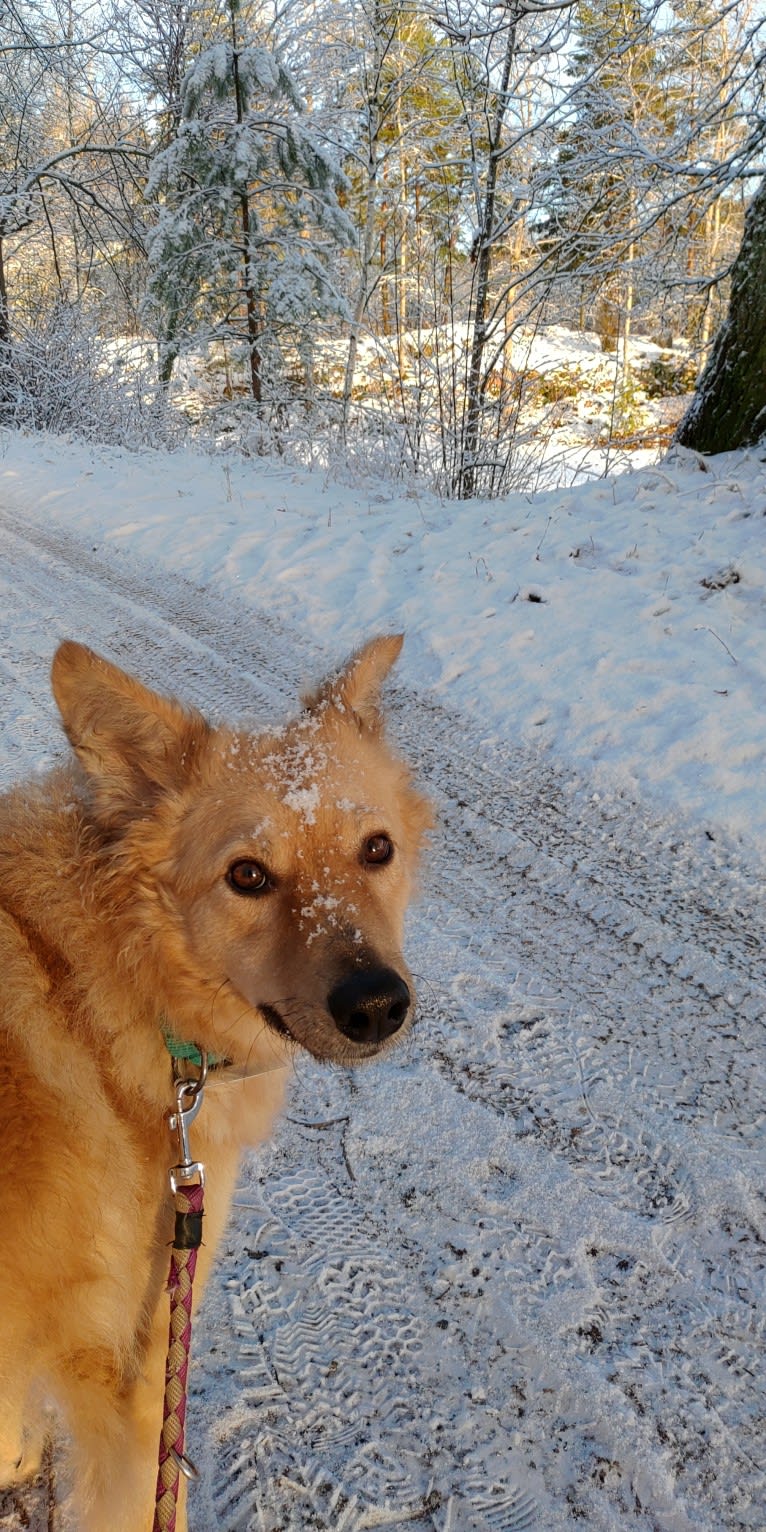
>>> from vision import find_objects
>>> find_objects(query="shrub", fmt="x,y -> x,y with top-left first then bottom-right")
0,303 -> 183,449
636,355 -> 699,398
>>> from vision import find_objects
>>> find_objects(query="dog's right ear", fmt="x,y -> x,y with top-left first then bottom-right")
304,634 -> 404,734
51,641 -> 209,821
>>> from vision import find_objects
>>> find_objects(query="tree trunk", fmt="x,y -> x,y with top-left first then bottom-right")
0,237 -> 12,414
231,21 -> 262,407
342,0 -> 387,436
239,186 -> 263,407
395,32 -> 407,387
159,328 -> 179,388
676,176 -> 766,453
0,238 -> 9,351
342,142 -> 381,426
459,3 -> 520,499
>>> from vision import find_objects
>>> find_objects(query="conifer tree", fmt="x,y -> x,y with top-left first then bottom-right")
146,0 -> 353,397
543,0 -> 667,348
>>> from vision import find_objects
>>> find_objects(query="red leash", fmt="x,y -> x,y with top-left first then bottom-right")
153,1063 -> 207,1532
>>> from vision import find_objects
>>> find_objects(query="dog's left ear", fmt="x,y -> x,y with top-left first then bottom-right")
305,634 -> 403,733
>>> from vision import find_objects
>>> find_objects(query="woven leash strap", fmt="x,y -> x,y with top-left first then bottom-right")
153,1180 -> 204,1532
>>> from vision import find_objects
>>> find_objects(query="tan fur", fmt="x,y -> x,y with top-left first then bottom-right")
0,637 -> 431,1530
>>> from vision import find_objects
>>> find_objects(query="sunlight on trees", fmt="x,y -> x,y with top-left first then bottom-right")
0,0 -> 763,489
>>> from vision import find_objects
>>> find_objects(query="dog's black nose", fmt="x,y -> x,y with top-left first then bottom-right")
327,967 -> 411,1045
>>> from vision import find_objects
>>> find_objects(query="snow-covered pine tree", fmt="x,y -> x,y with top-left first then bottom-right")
542,0 -> 668,352
146,0 -> 353,400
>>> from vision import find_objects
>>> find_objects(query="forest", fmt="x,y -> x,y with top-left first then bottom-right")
1,0 -> 764,497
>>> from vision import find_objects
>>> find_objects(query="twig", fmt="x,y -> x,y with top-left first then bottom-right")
694,625 -> 739,665
284,1114 -> 351,1129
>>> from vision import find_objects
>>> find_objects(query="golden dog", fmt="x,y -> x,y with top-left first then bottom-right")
0,635 -> 430,1530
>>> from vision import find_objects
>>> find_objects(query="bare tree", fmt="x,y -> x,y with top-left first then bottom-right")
340,0 -> 399,434
458,0 -> 524,498
0,0 -> 148,355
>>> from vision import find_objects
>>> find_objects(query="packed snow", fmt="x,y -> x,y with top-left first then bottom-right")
0,427 -> 764,1532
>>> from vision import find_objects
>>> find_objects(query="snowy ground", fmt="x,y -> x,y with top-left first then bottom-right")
0,432 -> 764,1531
1,429 -> 765,851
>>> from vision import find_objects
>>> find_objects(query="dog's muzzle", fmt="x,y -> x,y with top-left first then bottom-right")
327,966 -> 410,1046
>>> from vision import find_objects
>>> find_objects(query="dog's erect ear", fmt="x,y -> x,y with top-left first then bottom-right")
51,641 -> 209,818
305,634 -> 403,733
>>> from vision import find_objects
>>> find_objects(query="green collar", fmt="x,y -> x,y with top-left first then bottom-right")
161,1025 -> 229,1071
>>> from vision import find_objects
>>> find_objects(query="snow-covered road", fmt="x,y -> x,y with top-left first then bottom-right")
1,508 -> 764,1532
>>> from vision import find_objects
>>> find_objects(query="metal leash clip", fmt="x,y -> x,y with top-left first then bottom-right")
168,1052 -> 208,1194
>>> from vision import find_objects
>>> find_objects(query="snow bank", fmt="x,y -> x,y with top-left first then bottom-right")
2,428 -> 764,857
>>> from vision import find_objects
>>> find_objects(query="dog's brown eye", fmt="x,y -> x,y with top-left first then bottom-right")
363,833 -> 394,866
227,859 -> 271,896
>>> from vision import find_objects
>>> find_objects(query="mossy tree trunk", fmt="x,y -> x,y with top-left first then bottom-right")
676,176 -> 766,453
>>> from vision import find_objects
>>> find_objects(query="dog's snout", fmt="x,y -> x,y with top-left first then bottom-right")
327,967 -> 411,1045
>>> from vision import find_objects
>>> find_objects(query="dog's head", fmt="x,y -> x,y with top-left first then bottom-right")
51,637 -> 432,1069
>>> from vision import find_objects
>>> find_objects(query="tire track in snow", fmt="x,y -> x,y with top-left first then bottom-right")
0,507 -> 763,1530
